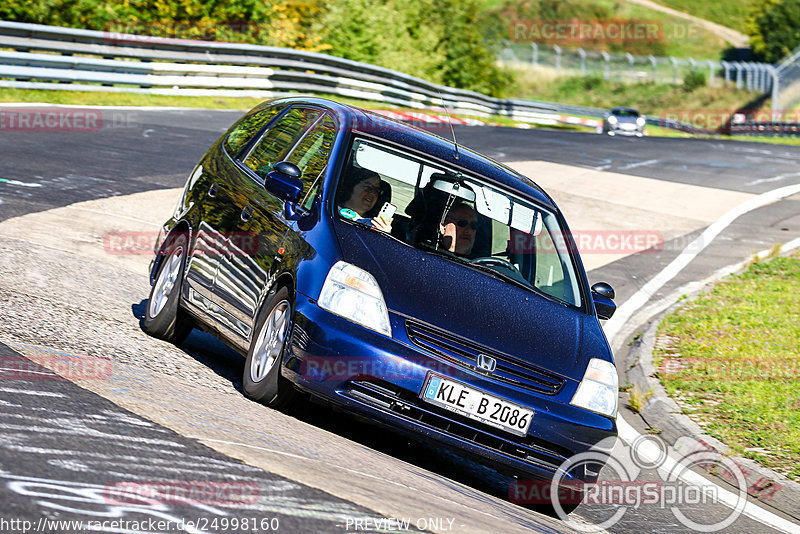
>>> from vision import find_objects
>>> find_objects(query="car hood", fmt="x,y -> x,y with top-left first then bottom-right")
333,220 -> 601,380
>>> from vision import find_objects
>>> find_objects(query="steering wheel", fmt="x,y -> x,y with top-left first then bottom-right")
472,257 -> 519,272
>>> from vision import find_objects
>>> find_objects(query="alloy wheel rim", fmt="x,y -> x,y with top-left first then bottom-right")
149,246 -> 183,318
250,300 -> 290,383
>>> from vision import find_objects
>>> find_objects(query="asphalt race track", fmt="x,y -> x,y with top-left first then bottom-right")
1,107 -> 799,534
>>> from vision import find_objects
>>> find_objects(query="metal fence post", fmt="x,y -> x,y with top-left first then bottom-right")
500,41 -> 513,67
707,60 -> 715,86
531,43 -> 538,68
670,57 -> 678,84
602,51 -> 610,80
721,60 -> 731,83
579,48 -> 586,76
754,64 -> 761,91
767,65 -> 779,118
648,55 -> 657,82
765,64 -> 772,92
625,52 -> 634,81
554,45 -> 562,72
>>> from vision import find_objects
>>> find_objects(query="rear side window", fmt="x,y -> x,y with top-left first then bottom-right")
242,107 -> 322,179
286,115 -> 336,201
223,104 -> 285,157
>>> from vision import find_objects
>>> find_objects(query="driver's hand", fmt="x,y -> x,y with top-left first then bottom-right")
373,215 -> 393,233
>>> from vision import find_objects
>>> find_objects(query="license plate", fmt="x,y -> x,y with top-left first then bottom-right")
420,374 -> 533,437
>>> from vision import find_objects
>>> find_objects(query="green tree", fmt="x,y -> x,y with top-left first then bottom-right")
317,0 -> 511,97
747,0 -> 800,62
429,0 -> 513,97
316,0 -> 442,76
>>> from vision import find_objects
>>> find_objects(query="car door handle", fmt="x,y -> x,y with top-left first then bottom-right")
241,205 -> 253,222
208,183 -> 217,198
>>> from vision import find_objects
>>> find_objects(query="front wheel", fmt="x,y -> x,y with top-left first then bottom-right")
243,286 -> 298,407
143,233 -> 192,344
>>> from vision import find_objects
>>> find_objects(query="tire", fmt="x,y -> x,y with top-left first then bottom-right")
143,233 -> 193,344
243,286 -> 298,407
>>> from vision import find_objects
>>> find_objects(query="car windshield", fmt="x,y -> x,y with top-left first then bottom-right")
612,108 -> 639,117
334,137 -> 583,308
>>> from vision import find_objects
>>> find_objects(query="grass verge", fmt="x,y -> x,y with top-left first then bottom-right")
653,251 -> 800,481
648,0 -> 754,35
509,67 -> 760,119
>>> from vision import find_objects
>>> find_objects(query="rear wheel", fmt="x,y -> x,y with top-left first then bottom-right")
143,233 -> 192,344
243,286 -> 298,407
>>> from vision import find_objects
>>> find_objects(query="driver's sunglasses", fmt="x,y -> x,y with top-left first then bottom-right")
359,183 -> 381,195
450,219 -> 478,230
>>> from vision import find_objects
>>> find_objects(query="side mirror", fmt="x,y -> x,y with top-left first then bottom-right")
265,161 -> 303,204
591,282 -> 616,320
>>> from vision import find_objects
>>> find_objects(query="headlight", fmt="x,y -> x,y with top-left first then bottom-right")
318,261 -> 392,336
570,358 -> 618,417
636,117 -> 646,127
608,115 -> 618,124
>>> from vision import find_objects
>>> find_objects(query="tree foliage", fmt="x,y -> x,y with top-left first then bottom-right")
316,0 -> 511,96
0,0 -> 511,96
747,0 -> 800,62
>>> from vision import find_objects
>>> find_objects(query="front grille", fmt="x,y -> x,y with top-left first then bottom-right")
347,380 -> 570,472
406,321 -> 565,395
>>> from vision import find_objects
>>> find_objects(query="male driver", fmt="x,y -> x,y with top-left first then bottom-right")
439,202 -> 478,256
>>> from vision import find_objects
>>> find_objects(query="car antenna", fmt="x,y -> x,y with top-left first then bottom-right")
437,91 -> 460,161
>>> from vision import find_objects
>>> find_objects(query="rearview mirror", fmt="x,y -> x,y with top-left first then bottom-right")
432,179 -> 476,202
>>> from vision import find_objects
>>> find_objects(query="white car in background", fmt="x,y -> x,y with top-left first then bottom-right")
603,107 -> 646,137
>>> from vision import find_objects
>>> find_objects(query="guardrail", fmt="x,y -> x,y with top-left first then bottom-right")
0,21 -> 717,134
0,21 -> 571,118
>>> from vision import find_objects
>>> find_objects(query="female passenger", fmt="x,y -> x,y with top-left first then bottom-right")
336,168 -> 393,233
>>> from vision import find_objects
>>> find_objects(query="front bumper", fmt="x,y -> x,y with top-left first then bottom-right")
605,122 -> 644,136
283,293 -> 617,482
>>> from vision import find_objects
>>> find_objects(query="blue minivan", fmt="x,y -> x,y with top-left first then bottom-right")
144,97 -> 618,511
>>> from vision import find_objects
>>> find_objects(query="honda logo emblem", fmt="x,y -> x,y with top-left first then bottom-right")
476,354 -> 496,373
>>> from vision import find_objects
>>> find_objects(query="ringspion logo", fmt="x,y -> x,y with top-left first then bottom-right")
510,435 -> 748,532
